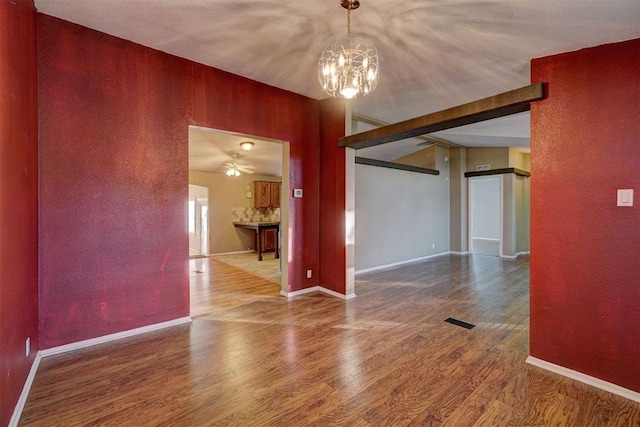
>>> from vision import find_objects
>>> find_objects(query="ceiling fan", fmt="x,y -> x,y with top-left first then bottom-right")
224,153 -> 255,176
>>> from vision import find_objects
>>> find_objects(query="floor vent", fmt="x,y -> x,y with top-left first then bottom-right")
444,317 -> 475,329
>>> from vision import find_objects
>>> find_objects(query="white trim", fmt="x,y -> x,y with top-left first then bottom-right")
9,352 -> 42,427
319,286 -> 356,300
39,317 -> 192,358
526,356 -> 640,403
281,286 -> 320,298
449,251 -> 470,256
500,251 -> 530,260
355,252 -> 450,275
210,250 -> 253,256
281,286 -> 356,300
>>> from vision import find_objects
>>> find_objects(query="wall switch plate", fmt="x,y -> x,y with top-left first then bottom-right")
617,189 -> 634,207
26,337 -> 30,357
306,269 -> 312,279
246,192 -> 252,199
293,189 -> 303,198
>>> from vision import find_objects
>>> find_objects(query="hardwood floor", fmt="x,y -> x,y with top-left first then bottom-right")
19,255 -> 639,426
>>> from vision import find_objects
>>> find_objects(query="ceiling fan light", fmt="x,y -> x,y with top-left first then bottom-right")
225,168 -> 240,177
240,141 -> 254,151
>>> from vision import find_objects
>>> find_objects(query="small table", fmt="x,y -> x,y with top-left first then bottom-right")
233,222 -> 280,261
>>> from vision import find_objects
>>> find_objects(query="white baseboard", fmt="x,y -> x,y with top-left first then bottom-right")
9,351 -> 42,427
449,251 -> 470,256
500,251 -> 530,260
526,356 -> 640,403
355,251 -> 450,275
39,316 -> 192,358
281,287 -> 320,298
319,286 -> 356,300
281,286 -> 356,300
210,250 -> 253,256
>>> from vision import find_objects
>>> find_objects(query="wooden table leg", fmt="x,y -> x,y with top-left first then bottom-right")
256,229 -> 263,261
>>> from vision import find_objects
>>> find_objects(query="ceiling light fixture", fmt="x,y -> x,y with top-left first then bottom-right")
240,141 -> 254,151
318,0 -> 379,99
225,167 -> 241,177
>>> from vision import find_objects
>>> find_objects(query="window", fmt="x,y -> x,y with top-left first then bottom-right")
188,200 -> 195,234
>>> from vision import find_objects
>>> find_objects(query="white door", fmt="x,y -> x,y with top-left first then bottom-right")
200,204 -> 208,255
469,176 -> 502,256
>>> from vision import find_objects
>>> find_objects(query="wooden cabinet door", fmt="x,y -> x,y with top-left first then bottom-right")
254,181 -> 271,208
254,181 -> 281,208
260,228 -> 277,252
270,182 -> 280,208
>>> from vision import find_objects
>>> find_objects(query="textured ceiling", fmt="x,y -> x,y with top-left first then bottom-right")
36,0 -> 640,171
189,127 -> 283,177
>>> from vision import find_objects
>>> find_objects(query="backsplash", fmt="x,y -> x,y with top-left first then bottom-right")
232,207 -> 280,223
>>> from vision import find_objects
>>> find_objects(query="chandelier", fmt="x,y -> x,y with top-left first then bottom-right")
318,0 -> 379,99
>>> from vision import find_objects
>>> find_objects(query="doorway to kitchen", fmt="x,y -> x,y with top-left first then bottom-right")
187,126 -> 289,298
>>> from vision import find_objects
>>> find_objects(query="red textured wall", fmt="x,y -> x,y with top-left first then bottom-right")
319,99 -> 347,294
530,38 -> 640,392
0,1 -> 38,425
38,15 -> 322,349
190,63 -> 321,292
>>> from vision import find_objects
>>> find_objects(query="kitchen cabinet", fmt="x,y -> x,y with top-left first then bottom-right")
254,181 -> 281,208
260,228 -> 277,253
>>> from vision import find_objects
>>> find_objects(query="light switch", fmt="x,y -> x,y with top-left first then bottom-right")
293,189 -> 303,198
617,189 -> 633,207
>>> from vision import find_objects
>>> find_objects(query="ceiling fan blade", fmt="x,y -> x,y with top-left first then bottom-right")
236,166 -> 255,174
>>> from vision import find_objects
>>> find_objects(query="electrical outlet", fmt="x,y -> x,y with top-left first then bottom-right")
432,243 -> 436,249
306,269 -> 312,279
26,337 -> 30,357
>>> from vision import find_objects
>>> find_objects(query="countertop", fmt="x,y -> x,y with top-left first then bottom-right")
233,221 -> 280,227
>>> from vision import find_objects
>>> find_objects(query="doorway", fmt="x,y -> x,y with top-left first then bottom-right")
469,176 -> 502,257
187,126 -> 290,296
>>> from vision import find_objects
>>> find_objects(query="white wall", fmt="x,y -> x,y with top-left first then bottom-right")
355,162 -> 450,272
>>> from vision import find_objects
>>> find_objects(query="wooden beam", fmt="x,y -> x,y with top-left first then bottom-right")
339,83 -> 545,150
355,157 -> 440,175
352,113 -> 461,148
465,168 -> 530,178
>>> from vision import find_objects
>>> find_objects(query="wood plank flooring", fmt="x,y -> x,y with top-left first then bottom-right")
19,255 -> 640,426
